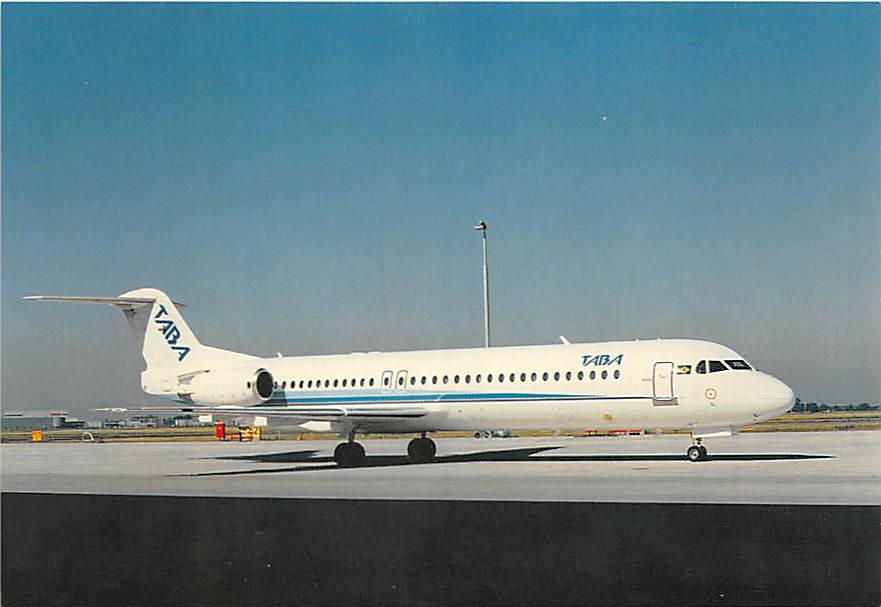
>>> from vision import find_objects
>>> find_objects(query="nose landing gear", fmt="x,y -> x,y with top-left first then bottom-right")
686,436 -> 709,462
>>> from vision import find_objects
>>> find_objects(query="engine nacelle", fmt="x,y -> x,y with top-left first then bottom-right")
183,367 -> 274,407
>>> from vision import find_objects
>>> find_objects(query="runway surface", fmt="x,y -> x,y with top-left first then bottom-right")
2,431 -> 878,504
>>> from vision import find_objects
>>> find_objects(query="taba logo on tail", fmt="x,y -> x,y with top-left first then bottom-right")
582,353 -> 623,366
153,304 -> 191,361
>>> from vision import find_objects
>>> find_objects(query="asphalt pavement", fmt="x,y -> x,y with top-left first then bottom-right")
2,431 -> 878,504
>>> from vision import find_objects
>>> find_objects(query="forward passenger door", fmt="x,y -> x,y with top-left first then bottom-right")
652,361 -> 676,405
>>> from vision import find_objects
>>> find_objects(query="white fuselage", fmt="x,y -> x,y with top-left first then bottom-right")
191,338 -> 795,435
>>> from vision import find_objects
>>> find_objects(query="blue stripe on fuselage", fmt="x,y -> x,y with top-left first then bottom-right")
261,391 -> 651,406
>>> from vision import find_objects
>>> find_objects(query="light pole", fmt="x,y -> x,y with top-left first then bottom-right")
473,220 -> 490,348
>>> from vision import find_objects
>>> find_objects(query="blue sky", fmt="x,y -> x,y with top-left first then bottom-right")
3,3 -> 879,415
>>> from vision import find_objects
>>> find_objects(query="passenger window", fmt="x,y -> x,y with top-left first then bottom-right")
486,374 -> 491,383
613,370 -> 620,379
325,379 -> 330,388
589,370 -> 596,380
499,374 -> 505,383
725,359 -> 752,370
433,376 -> 438,385
421,376 -> 427,385
602,370 -> 608,380
696,361 -> 707,375
299,380 -> 305,389
520,373 -> 526,382
341,379 -> 347,387
542,372 -> 549,381
383,377 -> 390,386
307,380 -> 313,388
565,371 -> 572,381
476,374 -> 482,383
443,376 -> 449,384
465,375 -> 471,384
359,379 -> 365,387
281,381 -> 286,389
554,372 -> 560,381
709,360 -> 728,373
333,379 -> 339,387
398,376 -> 404,386
369,378 -> 375,387
577,371 -> 584,380
531,372 -> 538,382
410,376 -> 416,386
455,375 -> 460,384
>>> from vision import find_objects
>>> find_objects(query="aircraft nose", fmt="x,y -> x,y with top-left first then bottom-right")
762,376 -> 795,414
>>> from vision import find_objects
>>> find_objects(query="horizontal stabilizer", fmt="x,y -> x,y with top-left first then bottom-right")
23,295 -> 187,308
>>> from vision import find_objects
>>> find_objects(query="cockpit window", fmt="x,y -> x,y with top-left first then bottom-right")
709,360 -> 728,373
696,361 -> 707,374
725,359 -> 752,370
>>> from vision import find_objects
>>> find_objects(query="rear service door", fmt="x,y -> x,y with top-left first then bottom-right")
652,361 -> 676,404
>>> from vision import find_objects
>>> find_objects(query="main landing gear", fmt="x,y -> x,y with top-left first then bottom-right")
333,431 -> 437,467
686,436 -> 709,462
334,429 -> 366,468
407,433 -> 437,463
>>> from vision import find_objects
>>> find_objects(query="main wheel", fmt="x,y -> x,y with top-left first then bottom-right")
407,437 -> 437,462
687,445 -> 704,462
334,442 -> 366,467
698,445 -> 708,459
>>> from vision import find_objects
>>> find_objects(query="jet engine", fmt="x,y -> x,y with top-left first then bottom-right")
182,367 -> 275,407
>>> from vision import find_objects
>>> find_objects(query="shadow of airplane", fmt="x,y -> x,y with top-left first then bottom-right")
179,446 -> 833,478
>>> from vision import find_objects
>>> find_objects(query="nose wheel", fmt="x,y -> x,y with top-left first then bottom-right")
687,437 -> 708,462
407,434 -> 437,463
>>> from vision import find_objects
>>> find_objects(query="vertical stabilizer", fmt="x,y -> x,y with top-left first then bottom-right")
118,288 -> 202,369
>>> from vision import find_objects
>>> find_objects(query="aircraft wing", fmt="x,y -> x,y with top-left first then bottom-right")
108,404 -> 429,420
213,405 -> 429,419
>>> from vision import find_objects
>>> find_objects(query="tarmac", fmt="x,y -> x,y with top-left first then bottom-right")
2,430 -> 878,504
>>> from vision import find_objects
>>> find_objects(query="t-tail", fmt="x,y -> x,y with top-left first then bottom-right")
22,288 -> 256,397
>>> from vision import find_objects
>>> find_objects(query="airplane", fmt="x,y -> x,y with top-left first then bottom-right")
24,288 -> 795,466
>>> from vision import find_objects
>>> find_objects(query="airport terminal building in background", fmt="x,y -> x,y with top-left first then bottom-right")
2,411 -> 205,431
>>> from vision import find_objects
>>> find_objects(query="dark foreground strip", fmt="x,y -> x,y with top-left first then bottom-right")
2,493 -> 878,606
